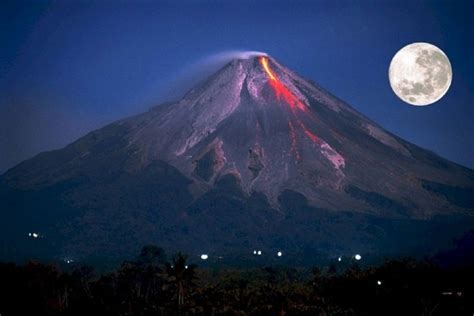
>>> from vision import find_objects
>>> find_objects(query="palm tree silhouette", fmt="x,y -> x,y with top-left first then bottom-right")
165,252 -> 198,309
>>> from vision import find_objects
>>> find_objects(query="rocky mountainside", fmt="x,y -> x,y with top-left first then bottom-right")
1,54 -> 473,264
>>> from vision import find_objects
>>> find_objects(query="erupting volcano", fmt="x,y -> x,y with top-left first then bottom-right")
1,53 -> 473,262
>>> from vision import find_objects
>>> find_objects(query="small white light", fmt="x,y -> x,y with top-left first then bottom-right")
338,257 -> 342,262
354,254 -> 362,261
377,280 -> 382,285
257,250 -> 262,256
253,250 -> 257,255
185,265 -> 188,269
277,251 -> 282,257
32,233 -> 39,238
28,233 -> 32,237
201,254 -> 208,260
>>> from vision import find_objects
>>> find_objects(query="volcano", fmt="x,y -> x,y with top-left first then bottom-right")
1,55 -> 473,264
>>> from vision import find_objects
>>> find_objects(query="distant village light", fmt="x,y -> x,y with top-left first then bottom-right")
200,254 -> 208,260
253,250 -> 257,255
377,280 -> 382,285
354,254 -> 362,261
338,257 -> 342,262
441,291 -> 463,296
257,250 -> 262,256
277,251 -> 282,257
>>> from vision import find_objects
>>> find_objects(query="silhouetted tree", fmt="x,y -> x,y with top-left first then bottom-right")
165,252 -> 198,309
1,249 -> 473,315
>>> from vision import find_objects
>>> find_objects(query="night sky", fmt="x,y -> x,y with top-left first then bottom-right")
1,0 -> 473,173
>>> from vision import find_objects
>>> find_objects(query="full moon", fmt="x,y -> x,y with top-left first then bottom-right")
389,42 -> 452,106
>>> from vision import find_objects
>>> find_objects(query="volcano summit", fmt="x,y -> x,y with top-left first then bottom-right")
1,55 -> 473,263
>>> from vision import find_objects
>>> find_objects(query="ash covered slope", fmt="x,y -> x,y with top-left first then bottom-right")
6,55 -> 472,217
1,55 -> 473,261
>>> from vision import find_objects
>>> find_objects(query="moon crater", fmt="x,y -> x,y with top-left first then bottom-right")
389,43 -> 452,106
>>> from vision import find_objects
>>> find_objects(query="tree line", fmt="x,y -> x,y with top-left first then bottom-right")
0,245 -> 472,315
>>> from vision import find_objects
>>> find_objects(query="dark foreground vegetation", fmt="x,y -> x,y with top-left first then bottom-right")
0,246 -> 473,316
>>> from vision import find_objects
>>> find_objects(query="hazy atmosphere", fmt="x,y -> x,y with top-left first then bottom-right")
1,1 -> 474,315
1,0 -> 473,173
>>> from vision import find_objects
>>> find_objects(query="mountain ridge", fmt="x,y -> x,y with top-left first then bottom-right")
1,54 -> 473,262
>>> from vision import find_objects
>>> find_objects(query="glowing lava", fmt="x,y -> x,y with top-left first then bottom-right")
300,122 -> 322,145
260,56 -> 321,145
260,56 -> 276,80
259,56 -> 306,112
259,56 -> 344,170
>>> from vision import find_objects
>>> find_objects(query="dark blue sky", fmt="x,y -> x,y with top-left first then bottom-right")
1,0 -> 473,172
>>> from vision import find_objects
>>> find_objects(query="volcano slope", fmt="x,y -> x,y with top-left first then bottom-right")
1,55 -> 473,264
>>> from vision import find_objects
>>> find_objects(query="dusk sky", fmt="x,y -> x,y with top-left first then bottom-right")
1,0 -> 473,173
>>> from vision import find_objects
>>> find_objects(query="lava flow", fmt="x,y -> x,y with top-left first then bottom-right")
260,56 -> 322,147
259,57 -> 307,112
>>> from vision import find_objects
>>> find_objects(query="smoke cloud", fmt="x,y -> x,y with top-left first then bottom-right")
152,50 -> 268,103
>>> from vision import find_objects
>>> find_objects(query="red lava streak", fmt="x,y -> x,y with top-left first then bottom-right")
300,122 -> 322,145
260,56 -> 322,147
259,57 -> 307,112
